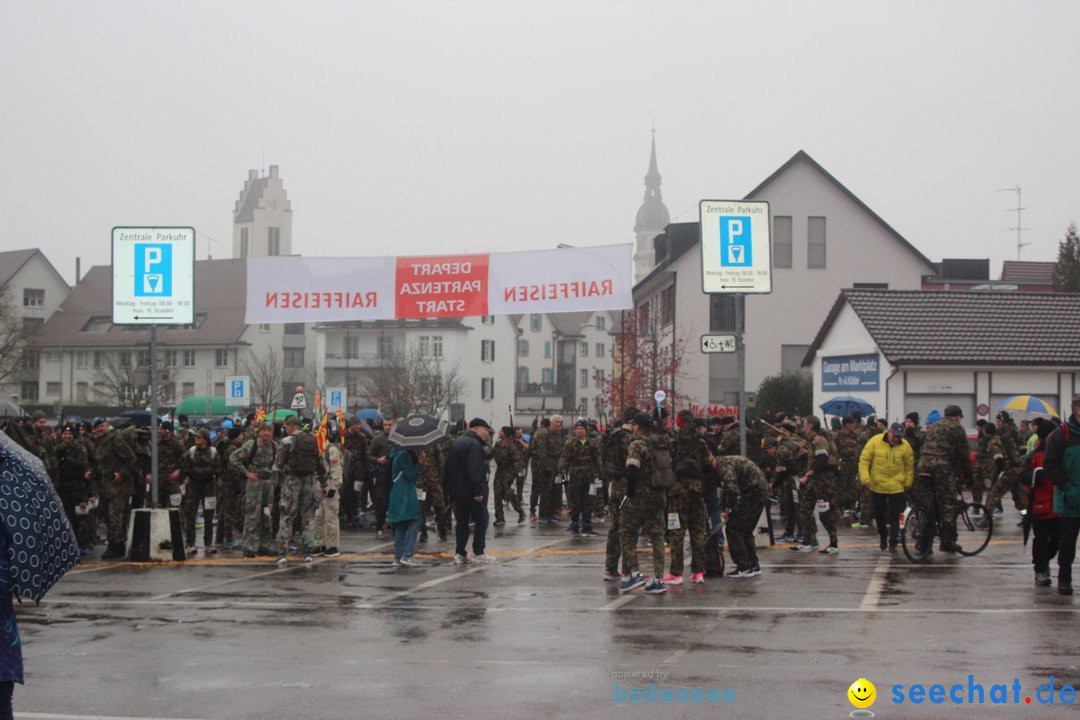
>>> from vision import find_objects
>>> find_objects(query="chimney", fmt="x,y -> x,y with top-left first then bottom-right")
269,164 -> 279,179
75,257 -> 81,283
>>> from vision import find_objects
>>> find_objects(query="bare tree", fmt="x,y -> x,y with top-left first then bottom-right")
360,344 -> 467,420
95,350 -> 156,408
241,345 -> 286,408
604,305 -> 690,419
0,286 -> 34,388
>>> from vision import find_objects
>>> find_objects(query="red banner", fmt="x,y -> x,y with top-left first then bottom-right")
395,254 -> 489,319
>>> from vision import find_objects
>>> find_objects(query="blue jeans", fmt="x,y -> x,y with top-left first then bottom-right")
454,497 -> 489,557
393,519 -> 420,560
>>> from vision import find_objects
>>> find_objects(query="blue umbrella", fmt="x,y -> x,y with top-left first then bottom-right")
819,396 -> 876,417
355,408 -> 386,423
0,430 -> 79,602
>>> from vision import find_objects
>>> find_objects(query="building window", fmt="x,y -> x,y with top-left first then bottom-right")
163,350 -> 176,367
344,335 -> 360,359
215,349 -> 229,367
46,381 -> 61,396
595,342 -> 605,358
22,318 -> 43,333
661,284 -> 676,325
530,314 -> 542,332
432,335 -> 443,358
182,349 -> 196,367
481,340 -> 495,362
20,382 -> 38,402
580,342 -> 588,358
518,340 -> 529,357
418,336 -> 431,357
258,323 -> 270,333
268,227 -> 281,256
118,351 -> 131,368
240,228 -> 249,258
773,215 -> 792,268
22,351 -> 38,371
595,315 -> 605,330
517,366 -> 529,389
807,216 -> 826,268
46,350 -> 61,362
378,336 -> 393,358
544,341 -> 552,358
481,315 -> 495,325
541,368 -> 554,385
182,382 -> 195,398
580,369 -> 589,388
284,348 -> 304,368
594,369 -> 605,388
709,295 -> 737,332
481,377 -> 494,400
23,289 -> 45,308
76,382 -> 88,402
93,351 -> 104,369
76,351 -> 88,369
134,350 -> 149,367
284,322 -> 304,335
162,383 -> 176,402
214,382 -> 225,397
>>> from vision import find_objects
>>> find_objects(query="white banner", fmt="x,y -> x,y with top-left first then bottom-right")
244,244 -> 632,323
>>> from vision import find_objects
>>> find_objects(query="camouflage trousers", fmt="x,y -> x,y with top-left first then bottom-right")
420,475 -> 450,535
619,489 -> 666,579
985,468 -> 1026,514
605,482 -> 626,575
183,475 -> 216,549
666,490 -> 708,576
911,468 -> 958,544
727,492 -> 766,571
314,492 -> 339,550
567,474 -> 595,530
797,475 -> 839,547
276,474 -> 317,555
779,476 -> 797,535
100,485 -> 132,545
242,476 -> 275,552
971,464 -> 993,506
493,472 -> 523,523
535,469 -> 559,519
215,470 -> 243,544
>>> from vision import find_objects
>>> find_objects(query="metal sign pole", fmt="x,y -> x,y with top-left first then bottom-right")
736,293 -> 746,457
149,325 -> 159,506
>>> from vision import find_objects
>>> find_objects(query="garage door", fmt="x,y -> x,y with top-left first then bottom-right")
904,394 -> 976,426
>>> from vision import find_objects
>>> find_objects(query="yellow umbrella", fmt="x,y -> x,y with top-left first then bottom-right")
997,395 -> 1059,417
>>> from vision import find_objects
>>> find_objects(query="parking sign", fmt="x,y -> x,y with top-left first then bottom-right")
224,376 -> 250,407
112,227 -> 195,324
700,201 -> 771,294
326,387 -> 347,412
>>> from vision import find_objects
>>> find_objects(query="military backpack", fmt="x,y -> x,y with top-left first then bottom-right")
288,432 -> 319,475
647,434 -> 676,489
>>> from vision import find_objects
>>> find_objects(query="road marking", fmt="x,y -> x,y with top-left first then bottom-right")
598,593 -> 640,611
859,554 -> 892,610
18,713 -> 206,720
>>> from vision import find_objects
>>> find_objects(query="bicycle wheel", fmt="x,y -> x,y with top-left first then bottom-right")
901,507 -> 932,563
956,502 -> 992,556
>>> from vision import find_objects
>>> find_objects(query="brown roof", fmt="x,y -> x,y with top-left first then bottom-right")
32,259 -> 250,349
1000,260 -> 1056,285
0,249 -> 69,292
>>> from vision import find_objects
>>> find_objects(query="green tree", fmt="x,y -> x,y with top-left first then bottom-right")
1052,223 -> 1080,292
749,372 -> 812,422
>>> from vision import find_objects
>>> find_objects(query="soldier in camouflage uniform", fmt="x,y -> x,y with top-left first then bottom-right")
666,409 -> 714,584
122,425 -> 151,510
273,416 -> 320,562
155,422 -> 186,509
342,421 -> 370,528
531,415 -> 565,523
215,427 -> 245,547
182,429 -> 219,554
92,418 -> 137,559
912,405 -> 972,554
989,412 -> 1027,516
793,416 -> 840,553
717,454 -> 768,576
493,427 -> 526,526
316,435 -> 344,557
602,410 -> 635,580
773,421 -> 809,541
970,420 -> 999,508
231,421 -> 278,557
55,424 -> 92,554
559,420 -> 602,535
618,413 -> 670,594
513,427 -> 529,510
834,418 -> 862,514
419,437 -> 451,542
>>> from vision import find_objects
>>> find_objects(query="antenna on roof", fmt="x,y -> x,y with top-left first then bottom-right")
997,185 -> 1030,260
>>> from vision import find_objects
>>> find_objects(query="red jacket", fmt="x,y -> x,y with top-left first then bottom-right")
1026,448 -> 1059,520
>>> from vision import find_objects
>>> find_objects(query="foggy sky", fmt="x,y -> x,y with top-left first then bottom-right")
2,0 -> 1077,284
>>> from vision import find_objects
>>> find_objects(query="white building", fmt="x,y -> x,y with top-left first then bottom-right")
0,249 -> 71,406
233,165 -> 292,259
803,288 -> 1080,430
631,150 -> 938,412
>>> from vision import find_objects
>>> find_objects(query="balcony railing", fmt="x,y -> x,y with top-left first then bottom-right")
323,354 -> 391,370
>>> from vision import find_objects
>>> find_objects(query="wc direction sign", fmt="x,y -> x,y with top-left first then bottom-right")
111,227 -> 195,325
699,200 -> 772,294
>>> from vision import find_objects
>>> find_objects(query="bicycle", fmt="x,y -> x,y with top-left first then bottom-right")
901,489 -> 993,563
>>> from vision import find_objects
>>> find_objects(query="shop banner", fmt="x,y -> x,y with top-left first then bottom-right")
245,244 -> 632,323
821,353 -> 881,392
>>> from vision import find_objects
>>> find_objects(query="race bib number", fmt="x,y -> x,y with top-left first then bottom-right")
169,493 -> 183,507
984,477 -> 992,489
792,487 -> 799,504
417,489 -> 427,501
354,481 -> 362,492
667,512 -> 681,530
204,496 -> 217,510
815,499 -> 830,514
75,503 -> 90,516
589,479 -> 602,496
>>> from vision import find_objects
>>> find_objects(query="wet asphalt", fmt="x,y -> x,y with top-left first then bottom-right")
12,507 -> 1080,720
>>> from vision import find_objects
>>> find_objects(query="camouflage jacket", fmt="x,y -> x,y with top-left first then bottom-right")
672,426 -> 712,494
230,437 -> 278,478
717,455 -> 769,507
602,427 -> 633,481
185,444 -> 218,479
559,436 -> 601,480
916,418 -> 972,477
93,429 -> 137,488
493,439 -> 522,481
531,427 -> 565,473
55,438 -> 89,485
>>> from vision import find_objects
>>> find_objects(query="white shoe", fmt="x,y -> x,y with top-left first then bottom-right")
399,556 -> 424,567
472,553 -> 496,563
453,554 -> 469,565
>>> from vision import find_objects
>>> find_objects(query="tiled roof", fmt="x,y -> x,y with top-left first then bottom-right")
1000,261 -> 1056,285
804,289 -> 1080,366
0,249 -> 37,289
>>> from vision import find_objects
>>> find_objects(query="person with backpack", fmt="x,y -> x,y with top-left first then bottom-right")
601,408 -> 636,582
316,433 -> 344,558
792,415 -> 840,554
1044,394 -> 1080,595
666,409 -> 714,585
717,454 -> 769,577
231,421 -> 278,558
182,429 -> 218,555
273,416 -> 320,564
618,412 -> 671,595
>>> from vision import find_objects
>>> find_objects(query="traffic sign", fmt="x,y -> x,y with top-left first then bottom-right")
326,387 -> 347,412
225,376 -> 250,407
111,227 -> 195,324
700,334 -> 737,354
699,200 -> 772,294
290,391 -> 308,410
654,390 -> 667,404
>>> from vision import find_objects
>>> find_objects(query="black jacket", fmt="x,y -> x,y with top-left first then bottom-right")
443,430 -> 488,500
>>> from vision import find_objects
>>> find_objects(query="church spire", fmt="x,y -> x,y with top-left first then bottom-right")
633,128 -> 671,283
644,125 -> 662,189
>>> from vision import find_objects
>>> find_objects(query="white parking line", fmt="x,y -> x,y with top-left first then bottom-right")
17,713 -> 206,720
859,554 -> 892,610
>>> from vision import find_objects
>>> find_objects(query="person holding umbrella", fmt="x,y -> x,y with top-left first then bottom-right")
389,445 -> 425,567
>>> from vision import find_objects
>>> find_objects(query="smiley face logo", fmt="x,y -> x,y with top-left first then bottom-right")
847,678 -> 876,709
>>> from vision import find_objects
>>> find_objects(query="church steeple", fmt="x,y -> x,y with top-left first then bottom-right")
633,128 -> 670,282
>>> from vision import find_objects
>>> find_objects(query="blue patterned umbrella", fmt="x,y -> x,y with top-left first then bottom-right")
819,396 -> 876,417
0,430 -> 79,602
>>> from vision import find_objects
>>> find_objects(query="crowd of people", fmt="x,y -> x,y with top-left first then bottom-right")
3,394 -> 1080,596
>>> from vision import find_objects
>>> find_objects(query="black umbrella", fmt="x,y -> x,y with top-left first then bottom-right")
388,414 -> 449,450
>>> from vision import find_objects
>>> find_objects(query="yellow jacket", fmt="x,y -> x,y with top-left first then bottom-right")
858,433 -> 914,494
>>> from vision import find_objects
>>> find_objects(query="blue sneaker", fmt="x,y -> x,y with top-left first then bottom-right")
79,547 -> 91,558
794,535 -> 805,543
619,572 -> 646,592
643,578 -> 667,594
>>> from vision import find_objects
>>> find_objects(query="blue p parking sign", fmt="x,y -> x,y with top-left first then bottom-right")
230,379 -> 245,400
719,217 -> 752,267
134,243 -> 173,296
